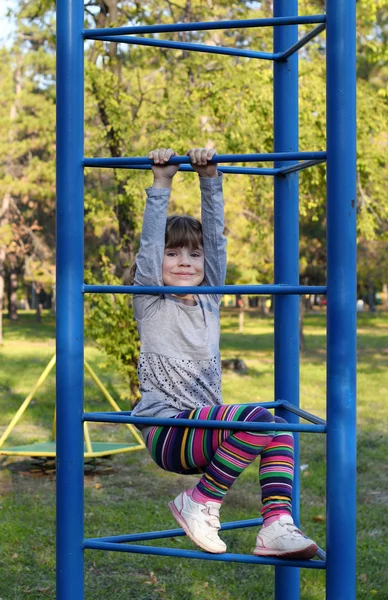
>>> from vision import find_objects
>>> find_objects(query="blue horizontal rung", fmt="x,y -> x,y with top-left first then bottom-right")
83,540 -> 326,569
90,35 -> 275,61
280,401 -> 326,426
82,284 -> 327,296
117,164 -> 280,176
83,15 -> 326,38
83,412 -> 326,433
83,152 -> 326,169
87,517 -> 263,544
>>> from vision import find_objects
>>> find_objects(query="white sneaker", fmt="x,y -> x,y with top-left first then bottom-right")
254,515 -> 318,560
168,491 -> 227,554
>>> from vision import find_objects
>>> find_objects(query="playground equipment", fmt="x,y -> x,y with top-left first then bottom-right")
0,355 -> 145,458
56,1 -> 356,599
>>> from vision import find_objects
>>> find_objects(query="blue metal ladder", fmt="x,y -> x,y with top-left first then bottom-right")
56,1 -> 356,598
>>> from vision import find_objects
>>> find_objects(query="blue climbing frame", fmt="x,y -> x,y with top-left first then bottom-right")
56,0 -> 356,598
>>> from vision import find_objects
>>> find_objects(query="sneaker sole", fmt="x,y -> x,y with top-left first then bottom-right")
168,500 -> 226,554
253,543 -> 318,560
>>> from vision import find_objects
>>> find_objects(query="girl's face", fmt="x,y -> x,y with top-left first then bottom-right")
162,246 -> 205,289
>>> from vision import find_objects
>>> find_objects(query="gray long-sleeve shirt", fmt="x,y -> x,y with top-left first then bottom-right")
131,174 -> 227,438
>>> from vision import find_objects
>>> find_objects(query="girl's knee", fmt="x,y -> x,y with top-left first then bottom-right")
274,415 -> 288,424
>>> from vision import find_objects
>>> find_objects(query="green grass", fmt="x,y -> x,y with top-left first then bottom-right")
0,309 -> 387,599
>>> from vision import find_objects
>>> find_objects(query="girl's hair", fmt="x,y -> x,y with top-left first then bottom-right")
165,214 -> 203,250
129,214 -> 203,284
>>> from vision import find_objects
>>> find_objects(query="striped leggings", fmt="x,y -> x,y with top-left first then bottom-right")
146,404 -> 294,521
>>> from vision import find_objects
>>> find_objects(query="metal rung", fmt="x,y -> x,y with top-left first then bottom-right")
83,412 -> 326,433
83,15 -> 326,38
82,284 -> 327,296
83,151 -> 326,169
83,539 -> 326,569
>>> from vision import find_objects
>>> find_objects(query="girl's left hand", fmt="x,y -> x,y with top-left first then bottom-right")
187,148 -> 218,178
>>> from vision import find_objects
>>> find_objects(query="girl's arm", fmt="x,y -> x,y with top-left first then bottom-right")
134,148 -> 179,287
133,186 -> 170,287
200,173 -> 227,288
186,148 -> 227,288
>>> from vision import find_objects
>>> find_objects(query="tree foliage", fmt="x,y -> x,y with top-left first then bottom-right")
1,0 -> 387,356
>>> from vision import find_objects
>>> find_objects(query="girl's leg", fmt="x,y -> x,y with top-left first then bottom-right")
147,404 -> 277,554
259,423 -> 294,523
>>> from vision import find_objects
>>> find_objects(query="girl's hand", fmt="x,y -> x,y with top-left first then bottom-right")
149,148 -> 179,188
187,148 -> 218,178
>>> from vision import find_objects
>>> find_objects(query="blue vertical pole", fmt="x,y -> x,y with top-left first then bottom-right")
56,0 -> 85,599
273,2 -> 300,599
326,1 -> 357,598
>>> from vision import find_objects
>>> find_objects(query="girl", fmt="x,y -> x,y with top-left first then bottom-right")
131,147 -> 317,559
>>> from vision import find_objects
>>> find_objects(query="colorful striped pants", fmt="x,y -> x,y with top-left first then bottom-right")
146,404 -> 294,521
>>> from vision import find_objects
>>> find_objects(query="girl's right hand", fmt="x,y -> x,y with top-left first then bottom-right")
149,148 -> 179,187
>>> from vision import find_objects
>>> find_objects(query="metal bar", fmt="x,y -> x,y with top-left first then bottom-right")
326,1 -> 357,598
83,151 -> 326,168
83,15 -> 326,38
280,401 -> 327,425
277,23 -> 326,62
89,34 -> 276,61
112,164 -> 281,176
83,412 -> 326,433
56,0 -> 84,598
316,547 -> 327,561
273,2 -> 301,598
83,422 -> 93,454
277,159 -> 326,175
0,355 -> 57,448
87,518 -> 263,544
83,284 -> 327,296
83,540 -> 326,569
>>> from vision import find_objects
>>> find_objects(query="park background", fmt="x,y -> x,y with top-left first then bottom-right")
0,1 -> 387,598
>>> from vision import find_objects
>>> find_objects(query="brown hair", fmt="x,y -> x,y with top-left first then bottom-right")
129,214 -> 203,284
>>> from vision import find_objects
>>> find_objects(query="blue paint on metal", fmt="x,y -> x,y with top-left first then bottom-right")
89,34 -> 277,60
83,540 -> 326,569
56,1 -> 356,598
56,1 -> 84,599
83,412 -> 326,433
117,164 -> 282,175
83,15 -> 326,38
280,402 -> 327,426
83,151 -> 326,168
82,284 -> 327,295
273,4 -> 301,597
326,1 -> 357,598
278,23 -> 326,61
87,517 -> 263,544
117,162 -> 325,176
277,159 -> 326,175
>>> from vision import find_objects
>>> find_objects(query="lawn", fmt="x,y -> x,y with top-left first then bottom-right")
0,309 -> 387,599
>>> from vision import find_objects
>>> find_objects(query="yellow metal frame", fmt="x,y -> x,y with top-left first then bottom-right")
0,355 -> 145,457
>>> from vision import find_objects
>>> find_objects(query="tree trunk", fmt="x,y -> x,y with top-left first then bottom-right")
0,195 -> 11,343
35,284 -> 42,322
6,254 -> 19,321
382,283 -> 388,310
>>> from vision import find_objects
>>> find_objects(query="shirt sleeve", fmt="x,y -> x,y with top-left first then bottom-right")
134,186 -> 171,287
133,186 -> 170,321
200,172 -> 227,291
